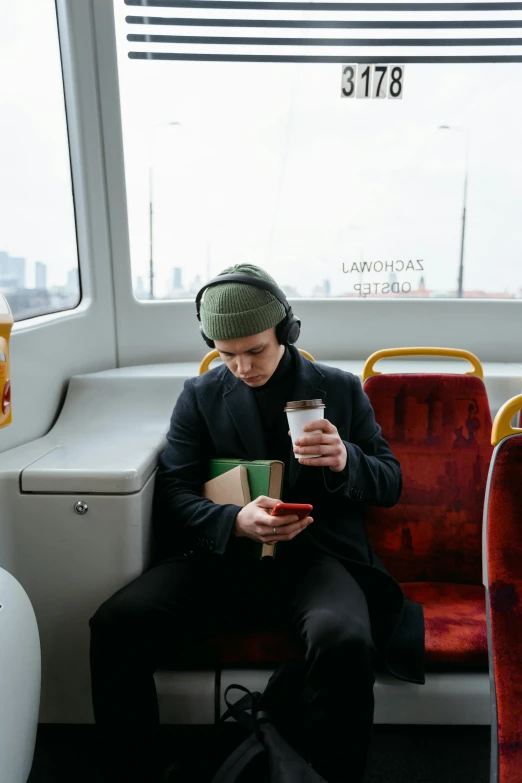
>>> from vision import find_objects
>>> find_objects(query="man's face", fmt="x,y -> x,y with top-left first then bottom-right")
214,327 -> 284,387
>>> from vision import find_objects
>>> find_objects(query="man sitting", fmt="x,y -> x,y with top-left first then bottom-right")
89,263 -> 424,782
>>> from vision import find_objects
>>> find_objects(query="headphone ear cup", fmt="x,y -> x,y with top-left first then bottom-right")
276,313 -> 300,346
286,317 -> 300,346
200,326 -> 215,349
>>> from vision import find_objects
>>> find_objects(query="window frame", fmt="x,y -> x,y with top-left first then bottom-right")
0,0 -> 88,325
2,0 -> 118,454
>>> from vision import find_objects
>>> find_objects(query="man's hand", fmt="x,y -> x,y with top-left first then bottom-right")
293,419 -> 348,473
234,495 -> 313,544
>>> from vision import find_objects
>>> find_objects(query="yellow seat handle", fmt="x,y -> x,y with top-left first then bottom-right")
362,347 -> 484,382
199,347 -> 315,375
491,394 -> 522,447
199,350 -> 220,375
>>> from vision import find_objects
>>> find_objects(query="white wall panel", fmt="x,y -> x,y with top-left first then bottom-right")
106,296 -> 522,368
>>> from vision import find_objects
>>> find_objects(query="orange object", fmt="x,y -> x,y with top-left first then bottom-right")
0,294 -> 13,427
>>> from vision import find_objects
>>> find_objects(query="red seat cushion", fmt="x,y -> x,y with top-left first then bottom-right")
363,374 -> 492,584
402,582 -> 487,666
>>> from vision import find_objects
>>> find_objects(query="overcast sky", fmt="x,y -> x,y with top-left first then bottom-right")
1,0 -> 522,298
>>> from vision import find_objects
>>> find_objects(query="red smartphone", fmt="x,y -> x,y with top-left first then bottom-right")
270,502 -> 313,520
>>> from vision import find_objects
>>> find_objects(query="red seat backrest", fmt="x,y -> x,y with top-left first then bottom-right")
485,432 -> 522,783
364,374 -> 492,585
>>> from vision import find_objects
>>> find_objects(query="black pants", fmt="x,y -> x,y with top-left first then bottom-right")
90,548 -> 376,782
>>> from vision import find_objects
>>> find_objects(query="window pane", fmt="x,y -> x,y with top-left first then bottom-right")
0,0 -> 80,321
114,3 -> 522,300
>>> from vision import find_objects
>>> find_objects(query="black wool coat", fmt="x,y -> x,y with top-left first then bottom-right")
153,346 -> 425,684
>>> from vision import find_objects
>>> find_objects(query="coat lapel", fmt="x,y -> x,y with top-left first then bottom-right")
223,372 -> 268,460
288,348 -> 327,490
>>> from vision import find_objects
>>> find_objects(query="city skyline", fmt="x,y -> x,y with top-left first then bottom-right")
0,250 -> 79,321
1,241 -> 517,322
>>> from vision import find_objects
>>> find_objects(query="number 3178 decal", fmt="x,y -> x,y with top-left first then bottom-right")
341,64 -> 404,100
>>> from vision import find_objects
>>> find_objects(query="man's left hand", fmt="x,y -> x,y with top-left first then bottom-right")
292,419 -> 348,473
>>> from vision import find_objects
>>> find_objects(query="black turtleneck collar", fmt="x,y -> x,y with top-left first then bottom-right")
251,346 -> 295,486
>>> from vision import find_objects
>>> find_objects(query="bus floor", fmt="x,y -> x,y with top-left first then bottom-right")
27,724 -> 490,783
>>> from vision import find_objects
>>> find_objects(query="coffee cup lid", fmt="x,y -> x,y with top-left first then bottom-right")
284,399 -> 325,411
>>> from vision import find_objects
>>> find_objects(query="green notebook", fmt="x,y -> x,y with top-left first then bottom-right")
209,458 -> 285,559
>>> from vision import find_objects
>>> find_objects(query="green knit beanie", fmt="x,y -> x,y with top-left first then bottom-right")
200,264 -> 287,341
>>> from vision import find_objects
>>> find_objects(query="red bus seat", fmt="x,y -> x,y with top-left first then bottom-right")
362,348 -> 493,670
484,395 -> 522,783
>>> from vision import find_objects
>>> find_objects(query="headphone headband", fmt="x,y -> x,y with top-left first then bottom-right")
195,273 -> 290,322
195,272 -> 300,348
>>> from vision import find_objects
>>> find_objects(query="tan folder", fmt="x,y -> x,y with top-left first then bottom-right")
203,465 -> 251,506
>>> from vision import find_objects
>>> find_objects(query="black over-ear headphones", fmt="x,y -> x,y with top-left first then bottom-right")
195,273 -> 301,349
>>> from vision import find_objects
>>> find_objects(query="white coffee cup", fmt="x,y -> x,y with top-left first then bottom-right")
285,399 -> 326,459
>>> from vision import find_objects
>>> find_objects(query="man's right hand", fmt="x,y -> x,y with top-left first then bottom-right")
234,496 -> 313,544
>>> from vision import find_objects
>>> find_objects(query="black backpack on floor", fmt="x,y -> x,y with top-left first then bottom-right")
210,662 -> 326,783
